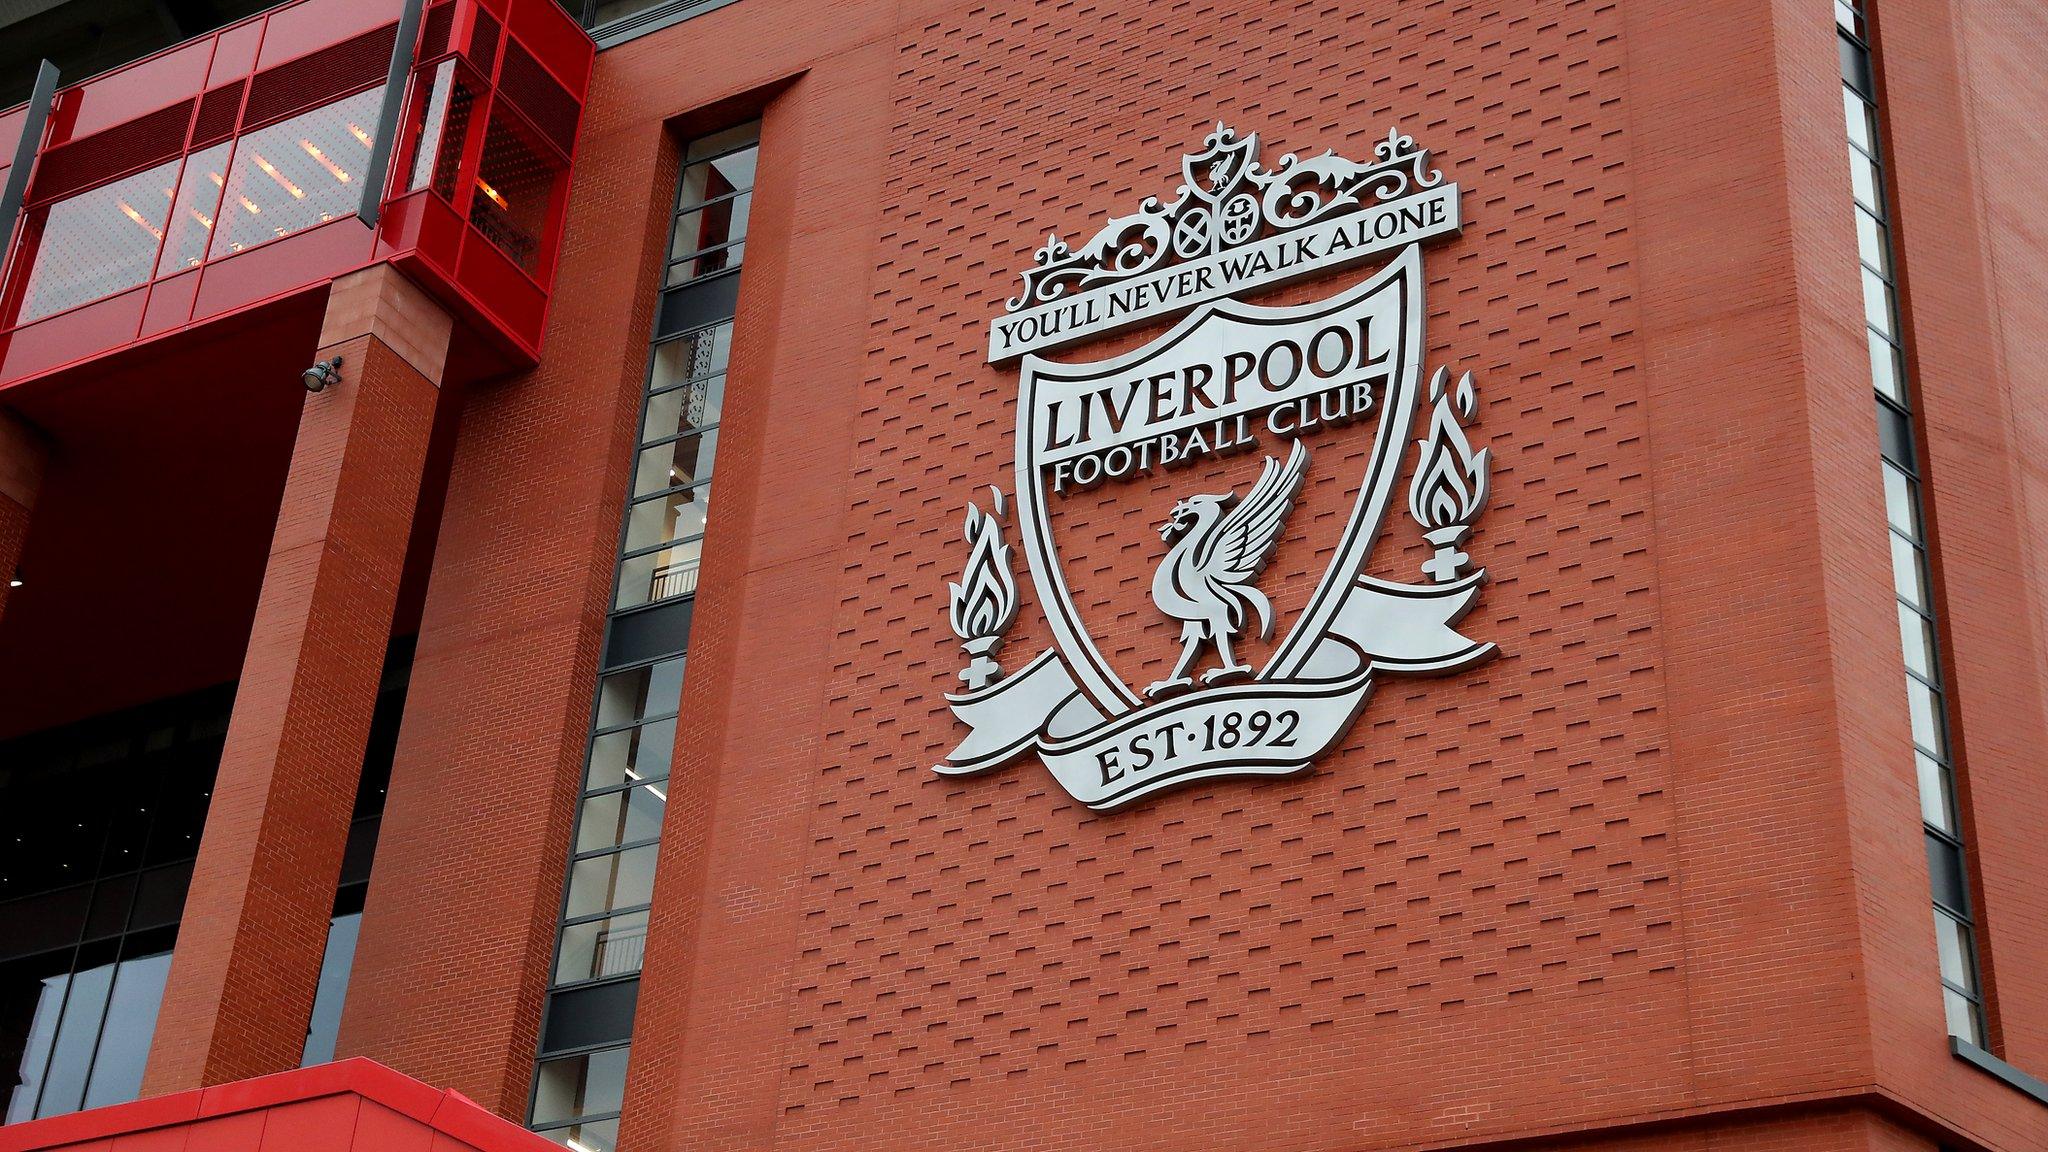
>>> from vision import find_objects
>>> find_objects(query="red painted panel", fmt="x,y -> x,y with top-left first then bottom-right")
139,270 -> 201,338
0,1061 -> 552,1152
455,231 -> 544,344
256,0 -> 406,71
255,1097 -> 360,1152
190,219 -> 376,322
165,1112 -> 265,1152
0,287 -> 146,383
509,1 -> 590,95
0,1086 -> 202,1152
103,1130 -> 189,1152
0,106 -> 26,161
206,21 -> 267,86
53,42 -> 213,142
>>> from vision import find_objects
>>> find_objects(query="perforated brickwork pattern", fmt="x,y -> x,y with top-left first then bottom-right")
781,0 -> 1679,1117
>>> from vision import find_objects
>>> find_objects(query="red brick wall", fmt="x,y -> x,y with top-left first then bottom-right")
330,80 -> 681,1113
146,298 -> 446,1093
1845,0 -> 2048,1145
335,0 -> 2048,1149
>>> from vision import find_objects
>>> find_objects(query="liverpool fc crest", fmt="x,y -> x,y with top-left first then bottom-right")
940,123 -> 1496,811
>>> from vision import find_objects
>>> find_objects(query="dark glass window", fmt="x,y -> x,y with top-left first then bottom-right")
1835,1 -> 1986,1045
300,639 -> 410,1067
0,686 -> 231,1122
528,122 -> 759,1152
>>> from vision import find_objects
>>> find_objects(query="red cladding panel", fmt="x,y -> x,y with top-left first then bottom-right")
204,21 -> 265,85
0,286 -> 146,382
51,41 -> 211,140
0,1061 -> 555,1152
254,0 -> 406,71
188,220 -> 379,323
138,268 -> 201,338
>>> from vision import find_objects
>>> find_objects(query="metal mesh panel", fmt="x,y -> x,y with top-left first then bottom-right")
191,83 -> 246,148
498,41 -> 579,157
241,24 -> 398,129
466,8 -> 502,75
27,101 -> 195,206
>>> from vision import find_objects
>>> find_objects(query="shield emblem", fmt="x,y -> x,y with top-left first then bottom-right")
939,243 -> 1495,811
1016,246 -> 1423,716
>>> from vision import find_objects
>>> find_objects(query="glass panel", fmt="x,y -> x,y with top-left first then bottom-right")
555,911 -> 649,983
585,718 -> 676,791
1868,329 -> 1905,406
216,86 -> 384,256
35,959 -> 115,1116
592,659 -> 685,731
633,429 -> 720,499
676,150 -> 757,209
1916,750 -> 1954,834
669,192 -> 752,263
684,122 -> 760,165
644,375 -> 726,443
1934,908 -> 1975,990
1906,675 -> 1944,757
576,784 -> 666,855
1842,86 -> 1875,151
80,950 -> 171,1108
300,913 -> 362,1066
160,143 -> 233,273
472,112 -> 559,274
1945,986 -> 1982,1045
18,158 -> 181,322
1881,462 -> 1918,536
649,324 -> 731,392
665,243 -> 744,287
622,482 -> 712,556
1890,532 -> 1927,610
1853,207 -> 1888,275
1849,148 -> 1882,215
531,1047 -> 629,1126
1875,396 -> 1914,467
1897,602 -> 1936,680
537,1116 -> 620,1152
616,537 -> 704,609
563,845 -> 658,921
4,972 -> 69,1122
408,61 -> 477,202
1861,265 -> 1893,335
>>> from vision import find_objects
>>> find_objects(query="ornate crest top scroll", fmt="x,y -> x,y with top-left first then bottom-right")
940,123 -> 1496,812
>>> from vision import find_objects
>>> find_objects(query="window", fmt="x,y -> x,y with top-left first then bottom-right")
528,123 -> 760,1151
1835,0 -> 1986,1046
0,687 -> 232,1121
300,640 -> 410,1067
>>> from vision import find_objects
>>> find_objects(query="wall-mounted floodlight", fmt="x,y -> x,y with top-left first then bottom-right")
301,356 -> 344,392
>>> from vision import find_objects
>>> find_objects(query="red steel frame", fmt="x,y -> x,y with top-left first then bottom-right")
0,0 -> 592,395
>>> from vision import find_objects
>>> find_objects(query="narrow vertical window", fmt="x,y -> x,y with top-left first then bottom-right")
527,122 -> 759,1152
1835,0 -> 1986,1045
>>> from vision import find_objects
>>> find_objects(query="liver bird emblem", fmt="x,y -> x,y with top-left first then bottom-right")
1146,440 -> 1310,697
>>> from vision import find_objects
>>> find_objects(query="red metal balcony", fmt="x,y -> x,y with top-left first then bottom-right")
0,0 -> 593,394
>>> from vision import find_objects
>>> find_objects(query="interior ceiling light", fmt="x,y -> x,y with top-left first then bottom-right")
252,154 -> 306,199
300,139 -> 351,183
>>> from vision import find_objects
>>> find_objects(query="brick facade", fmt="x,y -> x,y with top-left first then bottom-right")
5,0 -> 2046,1150
143,269 -> 452,1093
